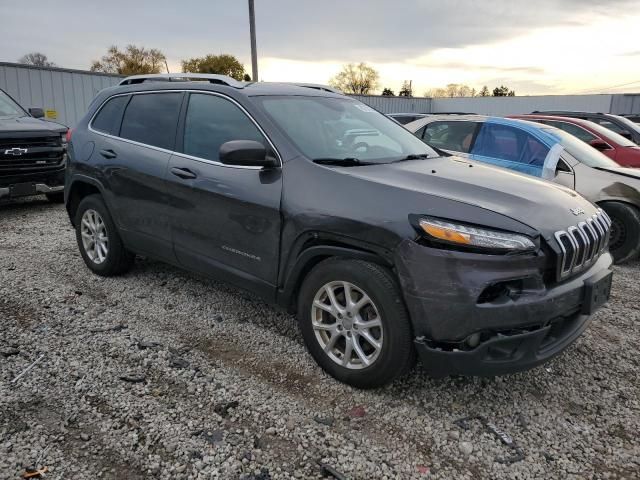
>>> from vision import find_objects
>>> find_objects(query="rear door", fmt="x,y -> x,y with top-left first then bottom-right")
165,92 -> 282,297
90,91 -> 183,260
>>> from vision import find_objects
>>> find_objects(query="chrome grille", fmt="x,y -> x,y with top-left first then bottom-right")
554,209 -> 611,279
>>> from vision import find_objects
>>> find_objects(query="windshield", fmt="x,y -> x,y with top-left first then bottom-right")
586,121 -> 636,147
542,128 -> 619,168
0,90 -> 27,118
254,96 -> 438,164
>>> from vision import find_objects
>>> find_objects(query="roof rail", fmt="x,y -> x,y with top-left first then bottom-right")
118,73 -> 245,88
291,83 -> 343,94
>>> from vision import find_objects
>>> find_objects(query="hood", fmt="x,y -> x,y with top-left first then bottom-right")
340,155 -> 598,237
0,116 -> 66,135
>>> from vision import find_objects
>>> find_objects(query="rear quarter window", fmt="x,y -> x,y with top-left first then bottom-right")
91,95 -> 129,136
119,92 -> 183,150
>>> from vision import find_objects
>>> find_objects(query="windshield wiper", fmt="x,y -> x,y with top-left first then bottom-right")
393,153 -> 432,163
312,157 -> 376,166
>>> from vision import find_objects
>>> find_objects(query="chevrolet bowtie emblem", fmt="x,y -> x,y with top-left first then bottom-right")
4,147 -> 28,156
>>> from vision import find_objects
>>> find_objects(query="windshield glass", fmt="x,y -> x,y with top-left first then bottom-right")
0,90 -> 26,118
586,121 -> 636,147
254,96 -> 438,163
542,128 -> 619,168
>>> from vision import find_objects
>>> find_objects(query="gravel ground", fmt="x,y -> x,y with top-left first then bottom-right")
1,197 -> 639,480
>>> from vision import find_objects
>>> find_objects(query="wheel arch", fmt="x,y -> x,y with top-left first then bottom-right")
65,176 -> 106,226
277,237 -> 395,312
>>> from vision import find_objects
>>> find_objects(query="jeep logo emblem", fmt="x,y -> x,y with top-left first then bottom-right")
4,147 -> 28,156
570,207 -> 585,216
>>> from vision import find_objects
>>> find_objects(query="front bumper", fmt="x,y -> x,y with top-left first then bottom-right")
395,239 -> 613,377
0,169 -> 65,199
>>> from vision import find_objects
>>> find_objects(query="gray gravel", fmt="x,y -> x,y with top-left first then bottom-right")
1,197 -> 639,480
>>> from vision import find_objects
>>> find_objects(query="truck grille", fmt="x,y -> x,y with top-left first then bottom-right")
0,136 -> 65,177
554,209 -> 611,280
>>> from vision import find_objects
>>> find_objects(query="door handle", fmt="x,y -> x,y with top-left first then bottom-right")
170,167 -> 197,180
99,149 -> 117,159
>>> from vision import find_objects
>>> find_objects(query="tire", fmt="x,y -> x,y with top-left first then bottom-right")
75,194 -> 135,276
45,192 -> 64,203
600,202 -> 640,264
297,258 -> 415,389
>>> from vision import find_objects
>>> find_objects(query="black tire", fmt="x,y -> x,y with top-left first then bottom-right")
600,202 -> 640,264
297,258 -> 415,389
45,191 -> 64,203
74,194 -> 135,276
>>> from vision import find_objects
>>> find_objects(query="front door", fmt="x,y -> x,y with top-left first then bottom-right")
165,92 -> 282,298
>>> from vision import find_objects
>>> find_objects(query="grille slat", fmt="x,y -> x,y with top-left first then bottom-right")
554,209 -> 610,280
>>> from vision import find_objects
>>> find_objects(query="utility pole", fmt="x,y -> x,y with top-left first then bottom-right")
248,0 -> 258,81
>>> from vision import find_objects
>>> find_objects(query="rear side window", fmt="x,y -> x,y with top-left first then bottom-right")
120,93 -> 183,150
91,95 -> 129,135
183,93 -> 265,162
543,120 -> 598,143
424,121 -> 477,153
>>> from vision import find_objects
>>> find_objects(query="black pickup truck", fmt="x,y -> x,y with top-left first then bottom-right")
0,88 -> 67,202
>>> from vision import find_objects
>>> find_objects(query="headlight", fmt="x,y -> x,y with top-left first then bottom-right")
418,217 -> 536,252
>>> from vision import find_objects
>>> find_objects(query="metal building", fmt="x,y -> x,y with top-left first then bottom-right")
0,62 -> 121,127
350,94 -> 432,114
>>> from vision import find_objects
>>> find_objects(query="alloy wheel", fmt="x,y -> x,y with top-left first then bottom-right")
80,209 -> 109,264
311,281 -> 384,370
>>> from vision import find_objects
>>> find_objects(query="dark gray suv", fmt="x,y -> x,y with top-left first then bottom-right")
65,74 -> 613,388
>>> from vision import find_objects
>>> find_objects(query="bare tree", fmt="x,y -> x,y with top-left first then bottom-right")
18,52 -> 56,67
329,63 -> 380,95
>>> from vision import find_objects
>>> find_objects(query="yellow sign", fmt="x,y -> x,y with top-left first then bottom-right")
45,110 -> 58,120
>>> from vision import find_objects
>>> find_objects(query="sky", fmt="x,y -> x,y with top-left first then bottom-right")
1,0 -> 639,96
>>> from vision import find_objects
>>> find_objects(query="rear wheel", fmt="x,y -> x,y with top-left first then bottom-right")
75,194 -> 135,276
600,202 -> 640,264
297,258 -> 415,389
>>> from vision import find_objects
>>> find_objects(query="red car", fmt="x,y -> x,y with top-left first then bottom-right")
510,114 -> 640,168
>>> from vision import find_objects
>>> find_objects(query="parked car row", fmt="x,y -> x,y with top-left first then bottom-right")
4,76 -> 633,388
405,114 -> 640,264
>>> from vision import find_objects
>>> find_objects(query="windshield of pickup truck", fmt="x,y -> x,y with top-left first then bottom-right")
544,127 -> 619,168
0,90 -> 26,118
255,96 -> 438,164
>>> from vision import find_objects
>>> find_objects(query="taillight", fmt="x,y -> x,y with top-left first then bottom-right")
65,129 -> 73,143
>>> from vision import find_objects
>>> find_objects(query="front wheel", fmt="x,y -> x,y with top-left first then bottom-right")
600,202 -> 640,264
297,258 -> 415,389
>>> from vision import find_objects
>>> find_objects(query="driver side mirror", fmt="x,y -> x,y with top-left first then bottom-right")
219,140 -> 278,168
588,139 -> 612,151
29,107 -> 45,119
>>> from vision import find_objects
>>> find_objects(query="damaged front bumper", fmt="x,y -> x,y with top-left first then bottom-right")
395,239 -> 613,377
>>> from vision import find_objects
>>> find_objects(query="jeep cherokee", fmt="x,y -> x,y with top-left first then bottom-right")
65,74 -> 613,388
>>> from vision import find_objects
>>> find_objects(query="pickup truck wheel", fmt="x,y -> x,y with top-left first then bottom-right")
45,192 -> 64,203
600,202 -> 640,264
75,195 -> 135,276
297,258 -> 415,389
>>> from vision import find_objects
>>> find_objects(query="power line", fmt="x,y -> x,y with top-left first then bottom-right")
576,79 -> 640,94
